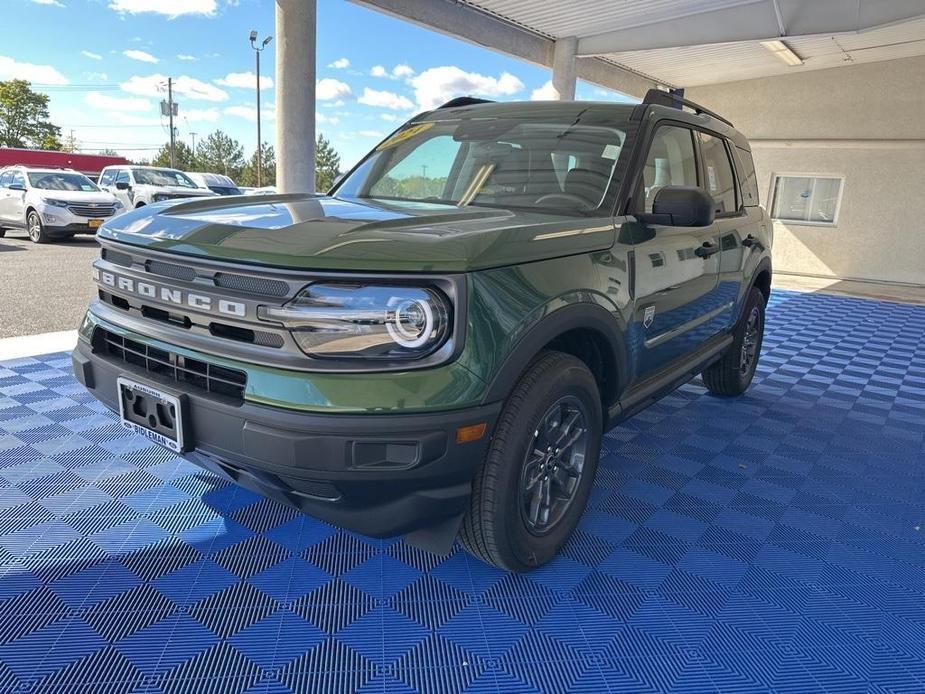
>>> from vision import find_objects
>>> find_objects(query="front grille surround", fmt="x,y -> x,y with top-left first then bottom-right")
93,327 -> 246,402
68,204 -> 117,218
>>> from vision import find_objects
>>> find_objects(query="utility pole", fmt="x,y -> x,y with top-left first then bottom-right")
190,132 -> 198,155
168,77 -> 176,168
250,30 -> 273,187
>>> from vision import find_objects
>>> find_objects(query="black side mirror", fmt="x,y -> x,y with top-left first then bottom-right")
8,183 -> 25,192
639,186 -> 715,227
115,181 -> 130,190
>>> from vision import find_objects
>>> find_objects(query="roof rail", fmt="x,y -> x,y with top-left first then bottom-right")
642,89 -> 733,127
437,96 -> 495,109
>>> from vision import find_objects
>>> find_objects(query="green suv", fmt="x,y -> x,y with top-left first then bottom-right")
73,91 -> 772,571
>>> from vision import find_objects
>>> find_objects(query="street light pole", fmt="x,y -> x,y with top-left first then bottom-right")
249,31 -> 273,188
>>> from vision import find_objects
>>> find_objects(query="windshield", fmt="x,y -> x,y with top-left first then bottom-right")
336,116 -> 628,216
28,172 -> 99,192
132,168 -> 197,188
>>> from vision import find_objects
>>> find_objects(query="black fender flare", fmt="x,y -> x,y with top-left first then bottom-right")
481,301 -> 629,406
734,255 -> 772,324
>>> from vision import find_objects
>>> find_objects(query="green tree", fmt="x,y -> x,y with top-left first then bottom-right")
239,141 -> 276,187
0,80 -> 61,148
315,133 -> 341,193
195,130 -> 245,178
40,132 -> 64,151
61,131 -> 80,153
151,141 -> 196,170
97,148 -> 121,157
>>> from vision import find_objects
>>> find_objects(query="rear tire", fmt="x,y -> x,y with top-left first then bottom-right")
459,351 -> 602,571
26,210 -> 49,244
702,287 -> 766,396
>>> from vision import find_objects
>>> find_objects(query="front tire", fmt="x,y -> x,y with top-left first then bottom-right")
26,210 -> 49,244
702,287 -> 766,396
459,351 -> 602,571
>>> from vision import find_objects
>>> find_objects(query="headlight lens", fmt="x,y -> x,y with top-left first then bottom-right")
258,283 -> 451,359
42,198 -> 70,208
113,199 -> 124,209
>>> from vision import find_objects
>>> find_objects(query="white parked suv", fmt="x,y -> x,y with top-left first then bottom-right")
98,165 -> 216,210
186,172 -> 243,196
0,166 -> 123,243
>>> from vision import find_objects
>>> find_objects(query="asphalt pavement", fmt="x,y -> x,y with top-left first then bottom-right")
0,230 -> 99,338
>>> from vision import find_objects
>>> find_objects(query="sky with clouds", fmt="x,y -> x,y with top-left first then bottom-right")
4,0 -> 633,168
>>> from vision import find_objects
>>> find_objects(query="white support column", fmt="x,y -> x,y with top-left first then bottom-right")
275,0 -> 316,193
551,36 -> 578,100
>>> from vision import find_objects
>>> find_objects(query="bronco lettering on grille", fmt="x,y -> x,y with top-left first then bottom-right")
93,267 -> 247,318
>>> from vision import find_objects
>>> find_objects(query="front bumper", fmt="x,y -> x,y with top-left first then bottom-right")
72,337 -> 500,538
40,205 -> 117,235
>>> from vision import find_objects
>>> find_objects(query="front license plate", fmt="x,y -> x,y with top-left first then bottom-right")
117,377 -> 185,452
88,219 -> 103,229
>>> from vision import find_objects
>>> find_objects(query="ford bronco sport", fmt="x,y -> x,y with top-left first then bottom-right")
73,90 -> 772,571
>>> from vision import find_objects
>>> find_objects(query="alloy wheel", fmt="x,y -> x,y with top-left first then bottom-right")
519,395 -> 590,534
739,306 -> 762,375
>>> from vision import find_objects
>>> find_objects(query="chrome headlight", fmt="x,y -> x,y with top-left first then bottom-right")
42,197 -> 70,208
113,199 -> 124,209
258,283 -> 452,360
153,193 -> 169,202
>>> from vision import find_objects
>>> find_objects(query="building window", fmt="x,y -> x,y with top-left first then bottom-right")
770,175 -> 844,226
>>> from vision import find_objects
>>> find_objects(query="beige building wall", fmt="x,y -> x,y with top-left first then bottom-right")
686,55 -> 925,286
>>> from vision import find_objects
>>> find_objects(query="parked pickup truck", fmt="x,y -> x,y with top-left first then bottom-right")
73,91 -> 772,571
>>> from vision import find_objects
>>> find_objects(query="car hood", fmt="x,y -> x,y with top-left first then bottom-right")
35,191 -> 117,204
97,193 -> 616,272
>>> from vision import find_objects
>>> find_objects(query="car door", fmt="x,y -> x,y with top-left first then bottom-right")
0,171 -> 12,222
627,123 -> 723,375
8,171 -> 28,224
112,169 -> 133,208
697,131 -> 757,331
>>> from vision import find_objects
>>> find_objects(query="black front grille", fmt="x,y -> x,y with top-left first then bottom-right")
145,259 -> 196,282
101,248 -> 134,267
214,272 -> 289,297
93,327 -> 246,402
68,204 -> 116,218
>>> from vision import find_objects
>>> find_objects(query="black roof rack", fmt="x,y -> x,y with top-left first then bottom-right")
642,89 -> 733,127
437,96 -> 495,109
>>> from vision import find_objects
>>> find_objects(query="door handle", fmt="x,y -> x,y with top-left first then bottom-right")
741,234 -> 762,250
694,241 -> 720,258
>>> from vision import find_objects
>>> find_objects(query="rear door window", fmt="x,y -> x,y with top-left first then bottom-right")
698,133 -> 738,215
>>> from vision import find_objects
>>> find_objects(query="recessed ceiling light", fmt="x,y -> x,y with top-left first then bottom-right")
761,39 -> 804,66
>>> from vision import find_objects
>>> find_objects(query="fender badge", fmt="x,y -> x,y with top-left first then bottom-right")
643,306 -> 656,329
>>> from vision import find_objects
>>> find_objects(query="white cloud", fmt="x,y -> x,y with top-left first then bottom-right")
123,49 -> 159,64
380,113 -> 399,122
83,71 -> 109,81
359,130 -> 383,138
81,50 -> 102,60
328,58 -> 350,69
104,112 -> 162,126
224,105 -> 276,122
121,74 -> 228,102
316,78 -> 352,101
531,80 -> 557,100
31,0 -> 65,6
177,54 -> 197,62
316,112 -> 340,125
411,66 -> 524,109
183,108 -> 220,122
371,64 -> 415,80
215,71 -> 273,90
85,91 -> 152,112
108,0 -> 217,17
0,56 -> 68,85
358,87 -> 414,111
